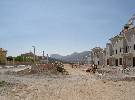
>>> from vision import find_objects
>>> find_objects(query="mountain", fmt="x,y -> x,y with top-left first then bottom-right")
48,57 -> 64,63
50,51 -> 90,63
50,54 -> 63,60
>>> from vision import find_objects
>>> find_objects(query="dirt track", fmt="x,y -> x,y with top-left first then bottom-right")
64,64 -> 88,75
0,64 -> 135,100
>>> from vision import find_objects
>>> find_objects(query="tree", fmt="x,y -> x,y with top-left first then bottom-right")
15,56 -> 23,62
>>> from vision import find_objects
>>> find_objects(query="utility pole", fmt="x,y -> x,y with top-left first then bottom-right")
43,51 -> 45,59
85,56 -> 88,65
42,51 -> 45,64
32,46 -> 36,64
13,57 -> 15,66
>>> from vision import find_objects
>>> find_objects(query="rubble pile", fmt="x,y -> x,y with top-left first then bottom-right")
52,62 -> 69,75
17,68 -> 32,75
31,64 -> 53,74
12,62 -> 69,75
95,66 -> 135,81
85,64 -> 97,73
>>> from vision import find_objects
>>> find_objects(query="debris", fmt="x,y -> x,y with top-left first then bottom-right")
10,62 -> 69,75
86,64 -> 97,73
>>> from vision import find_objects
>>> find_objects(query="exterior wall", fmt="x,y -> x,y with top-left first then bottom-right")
0,48 -> 7,64
21,52 -> 34,58
21,52 -> 39,61
131,35 -> 135,66
113,39 -> 124,66
123,28 -> 135,67
102,50 -> 106,66
109,38 -> 133,66
91,47 -> 105,66
106,43 -> 114,66
87,57 -> 91,64
91,28 -> 135,67
131,35 -> 135,56
105,27 -> 135,67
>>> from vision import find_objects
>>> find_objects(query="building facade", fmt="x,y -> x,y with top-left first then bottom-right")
105,26 -> 135,67
90,27 -> 135,67
0,48 -> 7,65
18,52 -> 36,63
91,47 -> 106,66
21,52 -> 35,60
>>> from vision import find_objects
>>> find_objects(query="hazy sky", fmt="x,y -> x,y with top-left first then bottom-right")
0,0 -> 135,56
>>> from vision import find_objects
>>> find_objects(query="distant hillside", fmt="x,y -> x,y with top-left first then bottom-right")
48,57 -> 64,63
51,51 -> 90,63
50,54 -> 63,60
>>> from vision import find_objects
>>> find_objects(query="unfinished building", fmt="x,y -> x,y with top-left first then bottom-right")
0,48 -> 7,65
91,47 -> 106,66
106,14 -> 135,67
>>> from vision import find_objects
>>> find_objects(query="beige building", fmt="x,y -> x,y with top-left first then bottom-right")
21,52 -> 35,59
106,26 -> 135,67
0,48 -> 7,64
91,47 -> 106,66
89,14 -> 135,67
105,14 -> 135,67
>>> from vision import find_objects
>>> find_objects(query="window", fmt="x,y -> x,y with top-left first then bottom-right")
126,46 -> 128,53
107,59 -> 109,65
119,58 -> 122,65
120,48 -> 121,53
98,61 -> 99,65
116,50 -> 117,54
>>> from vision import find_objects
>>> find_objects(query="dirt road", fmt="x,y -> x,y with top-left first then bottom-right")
0,64 -> 135,100
64,64 -> 87,75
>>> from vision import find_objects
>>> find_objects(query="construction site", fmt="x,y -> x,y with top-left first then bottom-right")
0,1 -> 135,99
1,61 -> 135,100
1,14 -> 135,99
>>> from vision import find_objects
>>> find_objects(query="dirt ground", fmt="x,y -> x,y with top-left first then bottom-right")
0,64 -> 135,100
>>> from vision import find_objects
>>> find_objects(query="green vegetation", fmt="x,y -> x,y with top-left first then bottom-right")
15,56 -> 23,61
15,56 -> 33,62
